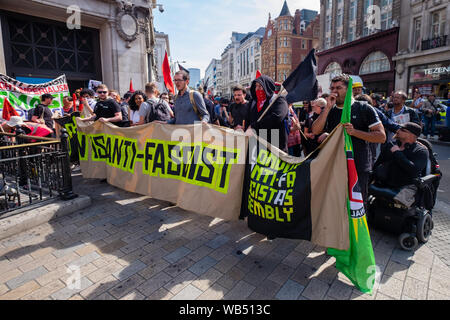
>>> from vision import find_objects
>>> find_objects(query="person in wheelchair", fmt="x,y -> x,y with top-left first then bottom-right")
373,122 -> 428,191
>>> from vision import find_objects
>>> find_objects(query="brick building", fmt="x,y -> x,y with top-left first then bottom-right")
261,1 -> 320,83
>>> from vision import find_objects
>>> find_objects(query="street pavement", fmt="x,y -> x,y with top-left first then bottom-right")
0,158 -> 449,300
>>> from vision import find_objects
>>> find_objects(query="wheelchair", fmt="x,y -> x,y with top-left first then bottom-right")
367,139 -> 442,251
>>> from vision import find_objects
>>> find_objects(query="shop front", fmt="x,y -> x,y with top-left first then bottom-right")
408,60 -> 450,99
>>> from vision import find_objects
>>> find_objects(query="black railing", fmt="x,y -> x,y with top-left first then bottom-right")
422,35 -> 448,51
0,128 -> 77,218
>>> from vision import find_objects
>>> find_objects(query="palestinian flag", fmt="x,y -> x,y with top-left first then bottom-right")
240,124 -> 350,250
327,77 -> 376,294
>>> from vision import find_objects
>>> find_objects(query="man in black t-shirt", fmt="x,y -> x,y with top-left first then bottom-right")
32,93 -> 54,129
229,85 -> 249,130
81,84 -> 122,125
312,74 -> 386,206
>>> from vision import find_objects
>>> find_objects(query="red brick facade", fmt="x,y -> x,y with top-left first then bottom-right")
317,27 -> 399,96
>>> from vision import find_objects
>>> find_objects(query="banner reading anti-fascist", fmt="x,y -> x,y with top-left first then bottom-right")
239,125 -> 350,250
0,74 -> 69,118
76,120 -> 248,220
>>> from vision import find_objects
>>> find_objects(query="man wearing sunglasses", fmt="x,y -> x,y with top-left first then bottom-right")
81,84 -> 123,125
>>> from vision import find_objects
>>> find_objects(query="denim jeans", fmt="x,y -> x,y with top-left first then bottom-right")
423,116 -> 436,136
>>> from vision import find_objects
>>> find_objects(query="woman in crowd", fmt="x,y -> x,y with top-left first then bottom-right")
287,104 -> 302,157
301,98 -> 326,156
128,90 -> 147,126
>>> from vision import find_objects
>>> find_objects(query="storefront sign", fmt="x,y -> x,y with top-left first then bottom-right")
410,61 -> 450,83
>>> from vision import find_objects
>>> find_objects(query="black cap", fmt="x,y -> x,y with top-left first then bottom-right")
400,122 -> 422,137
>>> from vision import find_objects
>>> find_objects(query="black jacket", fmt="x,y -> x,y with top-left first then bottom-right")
374,140 -> 429,188
248,75 -> 289,152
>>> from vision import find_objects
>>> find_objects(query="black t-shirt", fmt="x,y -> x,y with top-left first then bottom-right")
94,99 -> 121,121
324,101 -> 381,173
33,104 -> 54,129
229,102 -> 250,129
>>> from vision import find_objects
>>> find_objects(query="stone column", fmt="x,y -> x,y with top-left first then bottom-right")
0,20 -> 6,74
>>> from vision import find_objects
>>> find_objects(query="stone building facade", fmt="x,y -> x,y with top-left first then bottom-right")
393,0 -> 450,98
0,0 -> 166,94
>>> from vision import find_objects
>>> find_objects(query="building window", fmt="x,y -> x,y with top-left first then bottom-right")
301,39 -> 306,49
431,10 -> 446,38
359,51 -> 390,75
381,11 -> 392,30
363,0 -> 374,15
327,0 -> 332,11
326,15 -> 331,32
284,53 -> 288,64
381,0 -> 392,7
349,0 -> 356,21
335,33 -> 341,46
251,46 -> 253,56
412,17 -> 421,51
337,9 -> 343,27
348,27 -> 354,42
324,62 -> 342,78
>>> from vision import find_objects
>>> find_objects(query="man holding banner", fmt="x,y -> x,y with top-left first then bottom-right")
312,74 -> 386,208
31,93 -> 55,131
81,84 -> 123,126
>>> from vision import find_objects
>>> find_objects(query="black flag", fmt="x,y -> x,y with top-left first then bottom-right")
203,77 -> 209,92
178,63 -> 190,74
283,49 -> 318,104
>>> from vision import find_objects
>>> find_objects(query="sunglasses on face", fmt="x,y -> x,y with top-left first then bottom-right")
97,91 -> 107,94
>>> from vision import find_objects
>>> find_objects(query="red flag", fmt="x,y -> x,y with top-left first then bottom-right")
129,79 -> 135,93
72,93 -> 77,112
162,51 -> 175,94
256,70 -> 262,79
2,98 -> 19,121
207,90 -> 212,96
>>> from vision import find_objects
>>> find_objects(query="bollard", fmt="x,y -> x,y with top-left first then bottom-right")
59,128 -> 78,200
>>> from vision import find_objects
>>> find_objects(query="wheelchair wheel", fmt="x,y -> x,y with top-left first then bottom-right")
399,233 -> 418,251
417,212 -> 433,243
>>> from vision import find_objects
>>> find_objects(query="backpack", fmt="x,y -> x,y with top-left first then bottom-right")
146,99 -> 171,123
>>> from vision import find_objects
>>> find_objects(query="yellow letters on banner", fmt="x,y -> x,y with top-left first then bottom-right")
78,133 -> 239,194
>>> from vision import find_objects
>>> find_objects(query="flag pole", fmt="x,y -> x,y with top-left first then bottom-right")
256,85 -> 287,123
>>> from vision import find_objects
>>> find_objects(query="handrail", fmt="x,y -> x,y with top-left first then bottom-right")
0,140 -> 60,150
0,132 -> 57,142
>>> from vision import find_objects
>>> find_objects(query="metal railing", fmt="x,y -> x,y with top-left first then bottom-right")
421,35 -> 448,51
0,128 -> 77,217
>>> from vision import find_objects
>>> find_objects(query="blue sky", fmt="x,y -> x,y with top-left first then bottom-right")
153,0 -> 320,78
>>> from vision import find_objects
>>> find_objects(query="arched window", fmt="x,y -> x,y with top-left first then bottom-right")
359,51 -> 390,74
324,62 -> 342,78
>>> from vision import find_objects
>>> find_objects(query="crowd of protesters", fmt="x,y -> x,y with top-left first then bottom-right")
2,71 -> 448,200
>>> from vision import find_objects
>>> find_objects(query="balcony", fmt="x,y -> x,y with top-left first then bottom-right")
421,35 -> 447,51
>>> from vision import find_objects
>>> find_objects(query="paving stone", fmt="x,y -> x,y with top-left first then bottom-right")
137,272 -> 173,297
384,261 -> 409,281
224,280 -> 255,300
0,280 -> 41,300
427,289 -> 450,300
51,277 -> 93,300
145,287 -> 174,300
402,277 -> 427,300
189,246 -> 214,262
191,268 -> 223,292
213,254 -> 240,274
163,247 -> 192,264
294,240 -> 315,255
113,260 -> 146,281
301,278 -> 330,300
0,284 -> 9,296
375,292 -> 395,300
171,284 -> 203,300
407,262 -> 430,283
390,249 -> 414,266
275,279 -> 304,300
81,275 -> 118,299
0,268 -> 23,285
267,263 -> 295,286
290,263 -> 316,287
248,279 -> 281,300
282,251 -> 306,269
373,249 -> 391,267
164,270 -> 197,295
206,235 -> 230,250
120,291 -> 145,300
164,256 -> 196,278
216,266 -> 246,290
377,275 -> 403,300
109,274 -> 145,299
327,279 -> 353,300
97,239 -> 128,254
428,275 -> 450,296
188,256 -> 218,276
87,262 -> 124,283
68,252 -> 101,268
197,283 -> 228,300
6,266 -> 48,290
52,242 -> 85,258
